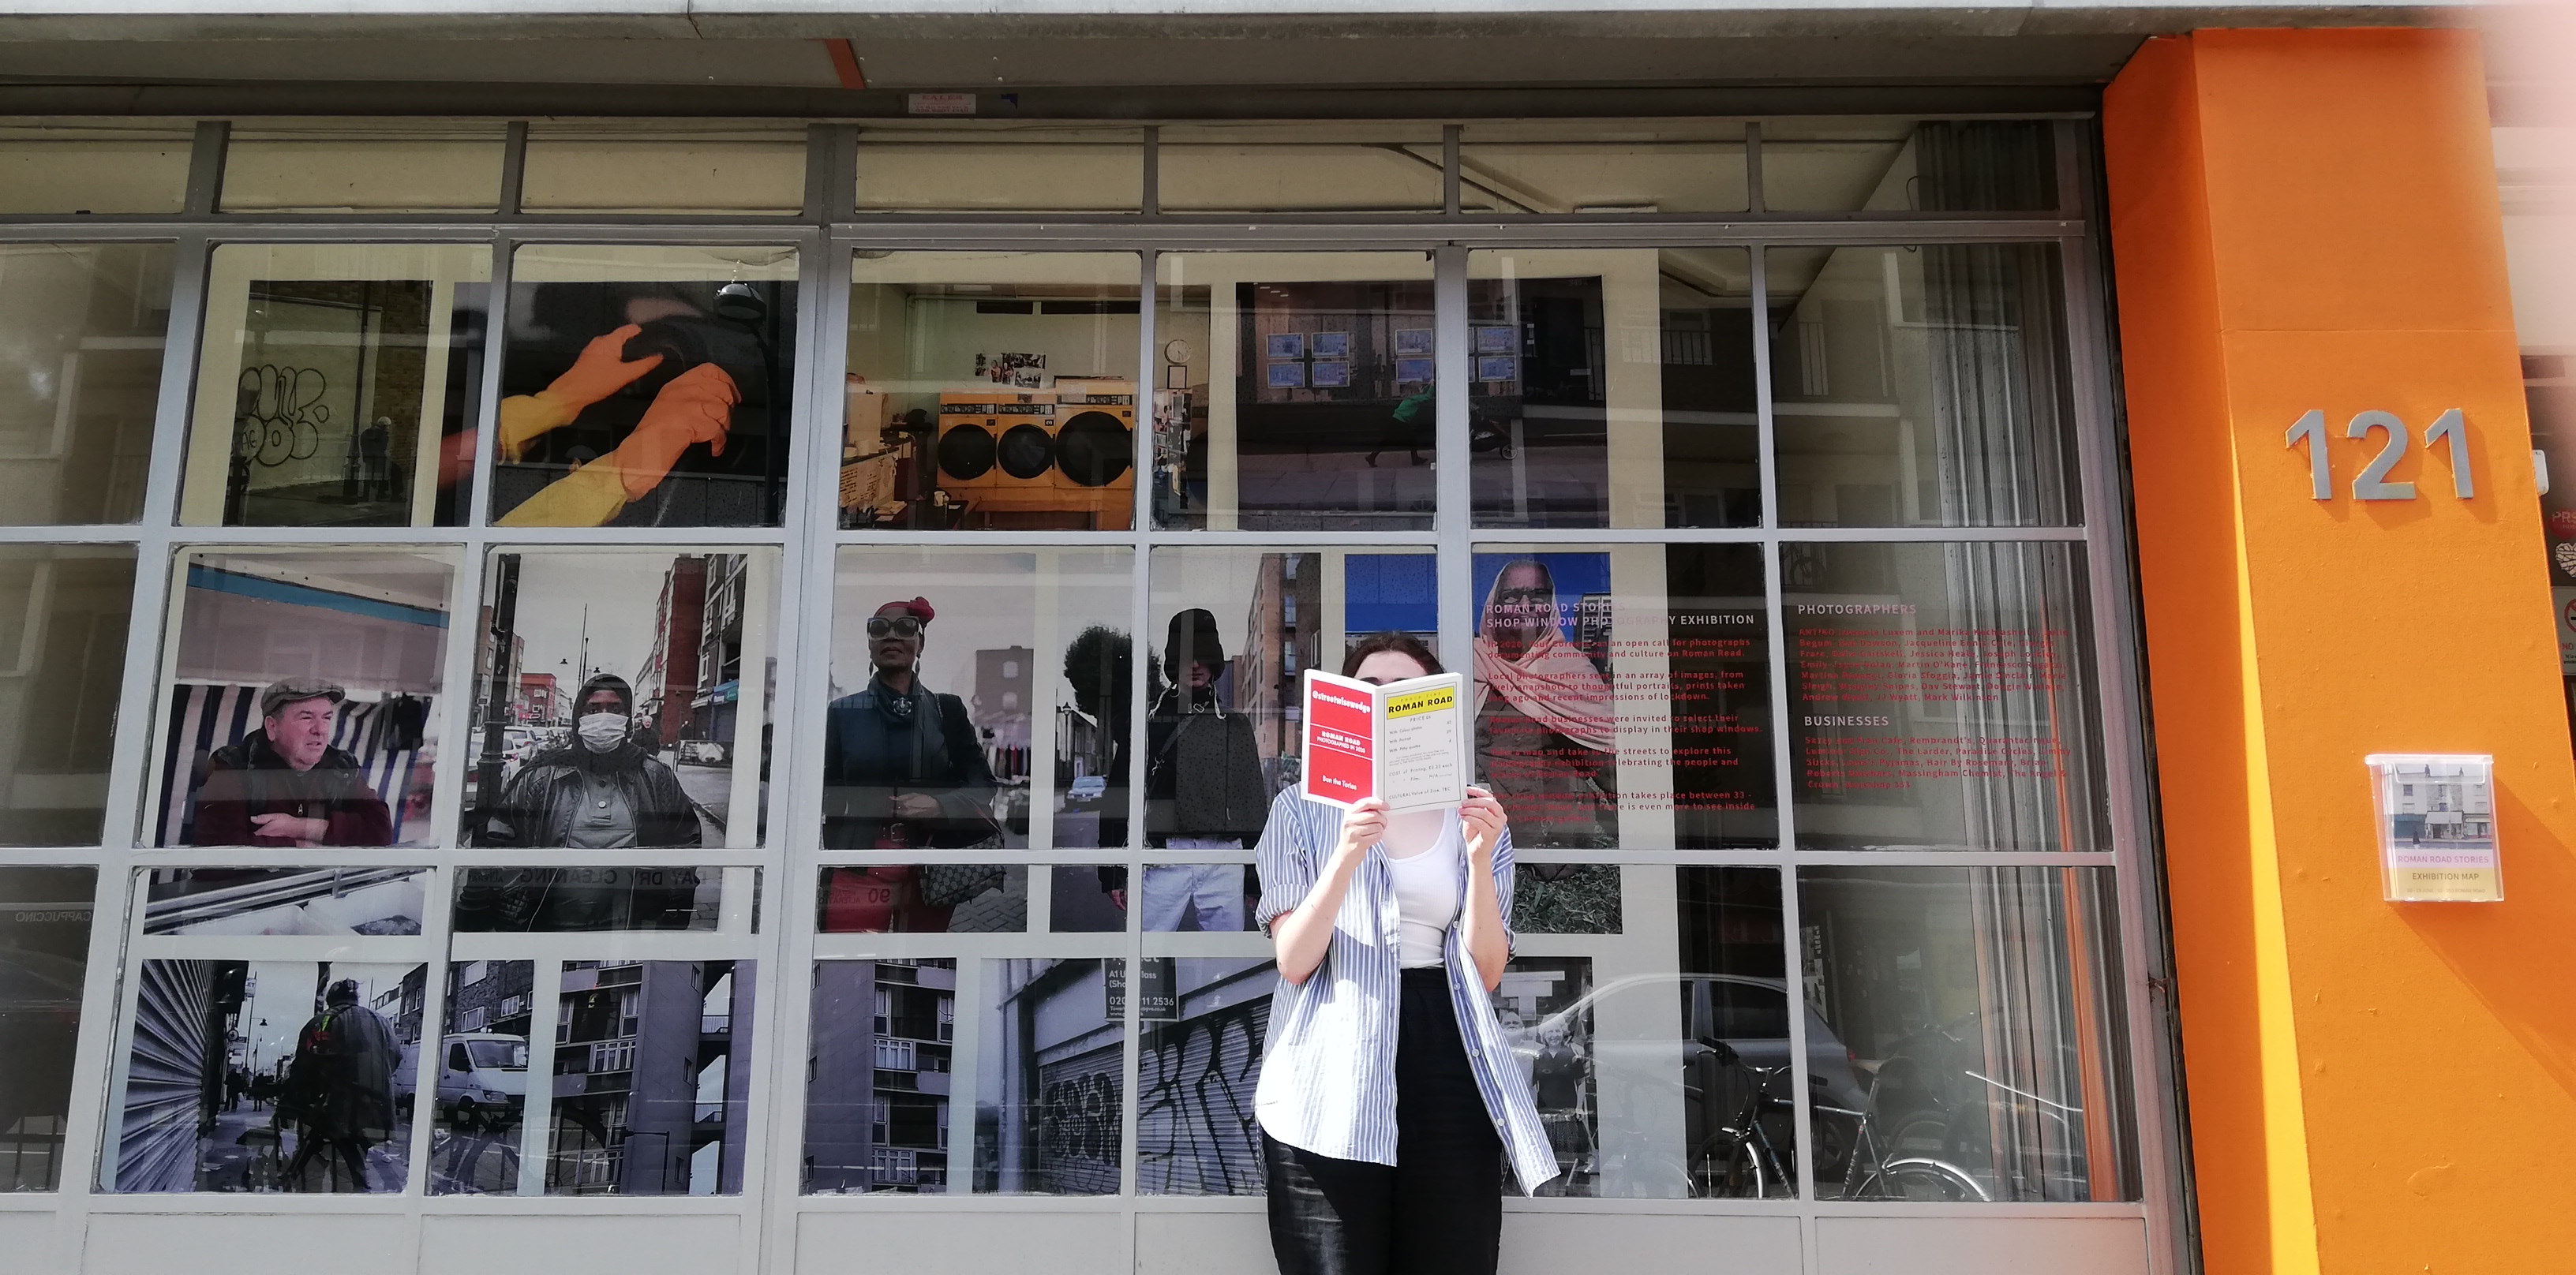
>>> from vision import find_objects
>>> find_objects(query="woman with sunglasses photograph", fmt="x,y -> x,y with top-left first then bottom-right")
1252,631 -> 1559,1275
820,596 -> 1002,852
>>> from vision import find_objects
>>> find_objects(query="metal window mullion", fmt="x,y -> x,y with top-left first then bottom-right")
1443,125 -> 1462,217
1119,246 -> 1158,1213
464,230 -> 517,531
402,867 -> 456,1202
1141,127 -> 1160,216
183,122 -> 227,218
1434,247 -> 1473,654
43,851 -> 137,1262
1746,122 -> 1765,215
498,122 -> 528,219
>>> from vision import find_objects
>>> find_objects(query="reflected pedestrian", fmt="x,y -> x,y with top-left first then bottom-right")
279,979 -> 399,1193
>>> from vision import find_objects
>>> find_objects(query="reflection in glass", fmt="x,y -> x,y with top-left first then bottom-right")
856,124 -> 1144,213
153,549 -> 454,848
494,245 -> 799,528
1154,253 -> 1437,530
1766,243 -> 2076,527
520,122 -> 807,215
0,244 -> 173,524
1127,863 -> 1260,933
179,244 -> 491,528
463,548 -> 777,848
1049,866 -> 1128,933
818,865 -> 1027,933
825,548 -> 1132,851
1155,124 -> 1442,213
1137,957 -> 1271,1194
1509,863 -> 1622,934
427,959 -> 536,1196
142,867 -> 426,937
452,867 -> 733,933
0,118 -> 192,215
107,959 -> 425,1193
0,866 -> 95,1190
1799,866 -> 2132,1202
545,959 -> 753,1195
220,121 -> 506,213
1468,249 -> 1758,529
1783,541 -> 2102,853
979,958 -> 1121,1195
806,959 -> 957,1193
0,546 -> 134,844
843,252 -> 1139,531
1459,120 -> 1748,215
1760,119 -> 2057,213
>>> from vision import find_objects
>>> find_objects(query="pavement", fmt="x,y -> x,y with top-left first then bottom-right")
198,1101 -> 408,1193
676,758 -> 732,843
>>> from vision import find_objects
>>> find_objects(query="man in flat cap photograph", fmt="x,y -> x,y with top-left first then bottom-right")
189,678 -> 395,847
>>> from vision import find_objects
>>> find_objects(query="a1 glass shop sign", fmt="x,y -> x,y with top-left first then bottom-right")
1107,957 -> 1179,1022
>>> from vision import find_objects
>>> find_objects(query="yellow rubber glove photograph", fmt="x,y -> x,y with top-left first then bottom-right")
495,363 -> 738,528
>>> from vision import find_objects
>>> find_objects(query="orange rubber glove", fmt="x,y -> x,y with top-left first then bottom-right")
607,363 -> 739,503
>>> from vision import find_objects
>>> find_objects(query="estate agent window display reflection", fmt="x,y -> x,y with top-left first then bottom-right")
189,679 -> 395,847
1099,608 -> 1269,931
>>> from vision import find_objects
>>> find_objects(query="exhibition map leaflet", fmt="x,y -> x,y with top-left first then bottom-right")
1299,669 -> 1470,812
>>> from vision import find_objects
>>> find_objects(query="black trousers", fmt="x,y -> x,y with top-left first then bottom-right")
1265,967 -> 1503,1275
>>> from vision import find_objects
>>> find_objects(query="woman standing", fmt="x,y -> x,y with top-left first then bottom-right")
1253,632 -> 1559,1275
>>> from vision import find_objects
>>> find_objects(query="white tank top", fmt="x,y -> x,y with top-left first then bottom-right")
1383,812 -> 1463,968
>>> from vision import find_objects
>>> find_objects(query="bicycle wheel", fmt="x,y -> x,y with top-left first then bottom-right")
1867,1157 -> 1991,1202
1717,1138 -> 1768,1198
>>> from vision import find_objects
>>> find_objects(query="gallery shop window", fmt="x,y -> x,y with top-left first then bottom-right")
0,865 -> 98,1191
0,241 -> 177,525
219,120 -> 507,215
1458,120 -> 1749,215
1154,252 -> 1439,531
0,545 -> 137,845
1765,242 -> 2078,528
146,548 -> 455,849
843,251 -> 1141,532
855,122 -> 1146,215
823,547 -> 1132,851
1467,249 -> 1760,529
177,243 -> 491,529
492,245 -> 799,529
462,548 -> 781,849
0,118 -> 192,215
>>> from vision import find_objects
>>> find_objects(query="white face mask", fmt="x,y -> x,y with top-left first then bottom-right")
576,712 -> 630,753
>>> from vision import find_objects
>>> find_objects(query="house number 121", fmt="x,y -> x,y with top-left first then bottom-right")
2283,409 -> 2473,501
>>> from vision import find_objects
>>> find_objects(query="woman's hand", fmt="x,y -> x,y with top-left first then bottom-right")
1273,798 -> 1385,986
1334,797 -> 1387,864
1461,786 -> 1507,863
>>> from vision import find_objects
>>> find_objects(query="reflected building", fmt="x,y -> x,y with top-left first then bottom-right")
549,960 -> 751,1196
805,959 -> 956,1192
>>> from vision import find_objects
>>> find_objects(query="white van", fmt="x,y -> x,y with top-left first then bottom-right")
396,1032 -> 530,1127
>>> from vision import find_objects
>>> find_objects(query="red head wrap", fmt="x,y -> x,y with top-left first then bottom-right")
877,596 -> 935,623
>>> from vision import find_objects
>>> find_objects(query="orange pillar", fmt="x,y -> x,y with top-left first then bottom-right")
2106,28 -> 2576,1275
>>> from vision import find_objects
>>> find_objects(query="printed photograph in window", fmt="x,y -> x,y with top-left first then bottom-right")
452,866 -> 743,933
152,550 -> 454,848
178,244 -> 490,529
806,959 -> 959,1193
492,246 -> 798,528
979,958 -> 1122,1195
545,959 -> 753,1195
106,960 -> 425,1194
462,548 -> 778,848
142,867 -> 428,937
822,548 -> 1131,852
0,866 -> 96,1190
817,865 -> 1027,935
1136,957 -> 1272,1195
843,252 -> 1140,531
427,959 -> 536,1196
0,242 -> 174,525
0,545 -> 136,845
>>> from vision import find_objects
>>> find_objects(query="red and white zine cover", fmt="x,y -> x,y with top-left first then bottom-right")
1298,669 -> 1469,812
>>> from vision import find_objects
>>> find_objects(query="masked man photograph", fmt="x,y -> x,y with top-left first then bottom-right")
485,672 -> 702,849
190,678 -> 395,847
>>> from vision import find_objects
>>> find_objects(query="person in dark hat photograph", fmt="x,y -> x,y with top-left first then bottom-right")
1100,608 -> 1271,931
189,678 -> 395,847
821,597 -> 1002,854
484,672 -> 703,850
277,976 -> 401,1192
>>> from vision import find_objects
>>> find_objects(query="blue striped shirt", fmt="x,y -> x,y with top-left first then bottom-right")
1250,788 -> 1559,1194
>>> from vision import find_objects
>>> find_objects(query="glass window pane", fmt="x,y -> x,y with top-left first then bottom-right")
844,252 -> 1140,531
0,545 -> 134,844
152,548 -> 455,847
106,959 -> 426,1193
521,122 -> 807,215
856,123 -> 1143,213
1154,252 -> 1438,530
1472,546 -> 1776,851
453,867 -> 751,933
0,866 -> 97,1190
143,866 -> 429,936
1157,123 -> 1442,213
818,864 -> 1028,934
1047,866 -> 1129,933
1460,119 -> 1748,214
461,548 -> 780,848
1799,866 -> 2134,1202
826,548 -> 1133,851
1766,242 -> 2077,528
980,957 -> 1121,1194
1761,118 -> 2057,213
219,120 -> 506,213
806,959 -> 959,1193
545,959 -> 754,1195
1783,540 -> 2105,853
0,119 -> 192,215
496,245 -> 798,528
178,244 -> 492,528
1469,248 -> 1758,529
1132,862 -> 1260,933
1137,956 -> 1271,1194
0,243 -> 174,525
428,959 -> 534,1195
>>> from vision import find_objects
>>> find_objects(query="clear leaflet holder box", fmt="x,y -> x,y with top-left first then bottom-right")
2363,753 -> 2504,903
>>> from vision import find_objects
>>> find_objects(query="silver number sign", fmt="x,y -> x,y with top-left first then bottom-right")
2283,409 -> 2474,502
